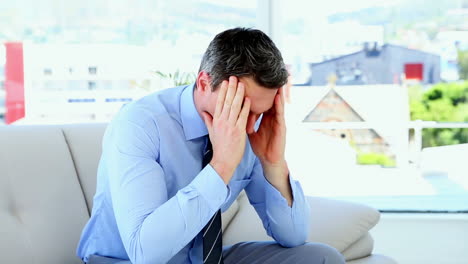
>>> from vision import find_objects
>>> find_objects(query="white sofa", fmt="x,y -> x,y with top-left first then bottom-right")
0,123 -> 396,264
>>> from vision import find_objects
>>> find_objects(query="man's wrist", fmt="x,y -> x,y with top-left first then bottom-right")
260,159 -> 293,206
261,159 -> 289,182
209,159 -> 235,184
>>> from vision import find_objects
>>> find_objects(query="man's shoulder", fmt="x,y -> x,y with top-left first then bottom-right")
104,85 -> 190,147
114,85 -> 188,124
131,85 -> 186,113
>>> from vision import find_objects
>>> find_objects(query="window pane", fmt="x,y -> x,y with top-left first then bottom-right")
279,0 -> 468,212
0,0 -> 257,124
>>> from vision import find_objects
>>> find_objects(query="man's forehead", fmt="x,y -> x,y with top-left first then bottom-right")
244,85 -> 279,102
248,93 -> 276,114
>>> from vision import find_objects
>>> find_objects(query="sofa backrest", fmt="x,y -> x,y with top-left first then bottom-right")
61,123 -> 108,213
0,125 -> 89,264
0,123 -> 240,264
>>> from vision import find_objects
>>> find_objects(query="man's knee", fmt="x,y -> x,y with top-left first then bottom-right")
294,243 -> 345,264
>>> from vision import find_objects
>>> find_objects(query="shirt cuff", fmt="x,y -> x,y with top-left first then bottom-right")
191,164 -> 228,212
264,174 -> 303,209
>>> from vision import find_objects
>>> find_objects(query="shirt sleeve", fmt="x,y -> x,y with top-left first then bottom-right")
105,117 -> 227,264
244,157 -> 311,247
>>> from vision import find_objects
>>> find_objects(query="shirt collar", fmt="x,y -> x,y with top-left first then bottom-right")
180,83 -> 209,141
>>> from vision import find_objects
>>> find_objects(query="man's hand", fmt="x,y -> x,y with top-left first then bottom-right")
201,76 -> 251,184
248,87 -> 293,206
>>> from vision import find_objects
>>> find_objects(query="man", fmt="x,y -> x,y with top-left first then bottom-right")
77,27 -> 345,264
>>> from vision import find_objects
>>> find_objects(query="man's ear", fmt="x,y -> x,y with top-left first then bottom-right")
196,71 -> 211,93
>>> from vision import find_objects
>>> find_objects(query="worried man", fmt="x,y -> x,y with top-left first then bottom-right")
77,27 -> 345,264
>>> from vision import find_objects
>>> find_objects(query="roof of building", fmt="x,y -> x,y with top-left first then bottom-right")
286,84 -> 410,148
310,44 -> 440,67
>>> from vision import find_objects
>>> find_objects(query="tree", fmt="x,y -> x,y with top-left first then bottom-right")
458,50 -> 468,80
409,81 -> 468,147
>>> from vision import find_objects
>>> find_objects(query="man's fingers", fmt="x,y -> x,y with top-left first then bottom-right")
222,76 -> 238,118
279,87 -> 285,106
275,94 -> 283,114
229,82 -> 245,124
237,97 -> 251,128
275,88 -> 285,116
214,80 -> 228,118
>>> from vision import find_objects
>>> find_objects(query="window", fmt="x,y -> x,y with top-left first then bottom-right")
277,0 -> 468,212
1,0 -> 467,213
0,0 -> 257,125
88,67 -> 97,75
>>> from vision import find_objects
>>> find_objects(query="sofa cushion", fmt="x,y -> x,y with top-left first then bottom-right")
346,254 -> 398,264
0,125 -> 90,264
222,194 -> 380,254
307,196 -> 380,252
62,123 -> 107,213
221,199 -> 239,232
342,232 -> 374,261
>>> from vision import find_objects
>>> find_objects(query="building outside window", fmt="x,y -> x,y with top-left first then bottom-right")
1,0 -> 468,214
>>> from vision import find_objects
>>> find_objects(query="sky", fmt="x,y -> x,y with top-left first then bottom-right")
281,0 -> 402,18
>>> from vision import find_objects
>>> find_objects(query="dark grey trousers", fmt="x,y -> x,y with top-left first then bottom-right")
223,241 -> 345,264
86,241 -> 345,264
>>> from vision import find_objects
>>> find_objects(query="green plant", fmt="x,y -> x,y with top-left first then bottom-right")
409,81 -> 468,147
458,50 -> 468,80
357,152 -> 396,167
154,70 -> 196,86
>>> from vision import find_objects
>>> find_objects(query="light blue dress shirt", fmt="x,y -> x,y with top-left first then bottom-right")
77,84 -> 310,264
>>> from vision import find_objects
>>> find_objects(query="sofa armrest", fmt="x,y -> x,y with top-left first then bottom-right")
306,196 -> 380,252
223,194 -> 380,257
342,232 -> 374,261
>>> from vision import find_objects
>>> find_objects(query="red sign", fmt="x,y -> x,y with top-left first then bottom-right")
404,63 -> 423,81
4,42 -> 24,124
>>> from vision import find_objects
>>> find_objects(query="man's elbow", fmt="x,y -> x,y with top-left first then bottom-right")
128,246 -> 175,264
277,236 -> 307,248
127,237 -> 171,264
275,229 -> 308,248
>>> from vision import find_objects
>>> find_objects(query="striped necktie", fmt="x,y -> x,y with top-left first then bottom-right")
201,138 -> 224,264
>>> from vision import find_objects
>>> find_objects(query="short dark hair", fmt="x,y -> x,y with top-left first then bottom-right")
198,27 -> 288,90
